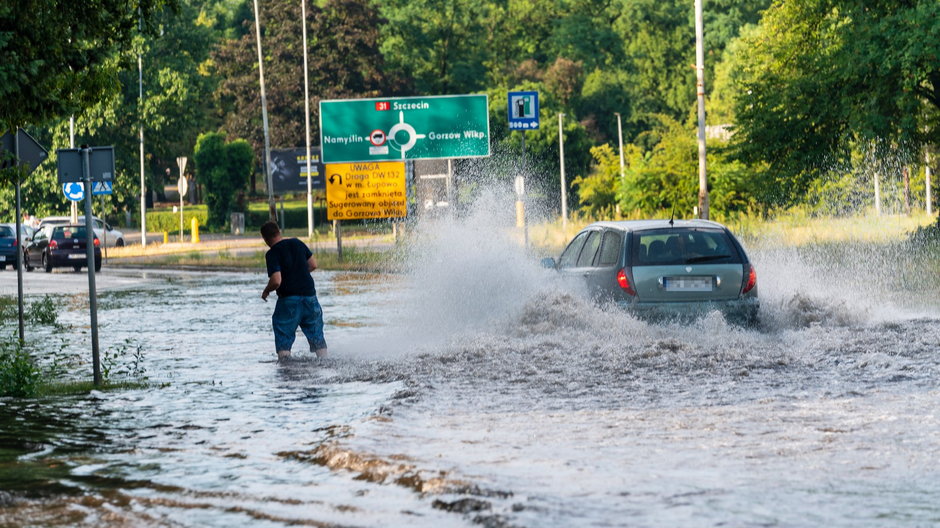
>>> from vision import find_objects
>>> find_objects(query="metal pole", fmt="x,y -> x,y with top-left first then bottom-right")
874,172 -> 882,215
521,133 -> 528,247
335,220 -> 343,262
138,14 -> 147,247
252,0 -> 276,222
13,130 -> 24,344
301,0 -> 314,238
81,147 -> 102,386
695,0 -> 709,220
615,112 -> 625,182
180,188 -> 184,241
558,113 -> 568,230
927,151 -> 933,216
446,159 -> 454,215
70,117 -> 78,223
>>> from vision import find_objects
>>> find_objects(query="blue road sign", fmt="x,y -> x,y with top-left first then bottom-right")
508,91 -> 539,130
92,181 -> 113,195
63,182 -> 84,201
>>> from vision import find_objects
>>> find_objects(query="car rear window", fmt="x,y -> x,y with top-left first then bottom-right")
632,228 -> 741,266
52,227 -> 89,240
0,226 -> 13,238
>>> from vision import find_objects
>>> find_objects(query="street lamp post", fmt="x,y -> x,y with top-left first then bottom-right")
694,0 -> 709,219
252,0 -> 276,222
558,113 -> 568,230
301,0 -> 315,238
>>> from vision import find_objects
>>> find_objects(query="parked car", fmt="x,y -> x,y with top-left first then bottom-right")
38,216 -> 125,247
542,220 -> 758,325
24,224 -> 102,272
0,224 -> 19,270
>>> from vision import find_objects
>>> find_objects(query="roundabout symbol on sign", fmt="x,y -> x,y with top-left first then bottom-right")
63,182 -> 84,201
369,129 -> 386,146
387,111 -> 426,159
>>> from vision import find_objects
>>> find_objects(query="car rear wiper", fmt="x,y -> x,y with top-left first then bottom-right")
685,254 -> 731,263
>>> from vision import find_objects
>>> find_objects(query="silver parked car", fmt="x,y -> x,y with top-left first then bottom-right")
542,220 -> 758,325
39,216 -> 125,247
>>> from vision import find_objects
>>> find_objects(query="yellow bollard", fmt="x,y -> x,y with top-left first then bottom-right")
191,217 -> 200,243
163,231 -> 169,244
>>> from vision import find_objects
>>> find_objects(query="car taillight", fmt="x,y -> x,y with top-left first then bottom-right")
742,265 -> 757,294
49,240 -> 58,249
12,238 -> 16,247
616,268 -> 636,296
94,238 -> 100,248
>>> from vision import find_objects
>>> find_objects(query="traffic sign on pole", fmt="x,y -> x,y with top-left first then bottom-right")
508,91 -> 539,130
57,146 -> 114,183
92,181 -> 113,195
63,182 -> 85,201
325,162 -> 407,220
0,129 -> 48,172
320,95 -> 490,163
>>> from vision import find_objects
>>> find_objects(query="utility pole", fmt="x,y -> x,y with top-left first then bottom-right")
558,113 -> 568,230
252,0 -> 276,222
615,112 -> 625,183
927,150 -> 933,216
301,0 -> 315,238
694,0 -> 709,219
138,12 -> 148,246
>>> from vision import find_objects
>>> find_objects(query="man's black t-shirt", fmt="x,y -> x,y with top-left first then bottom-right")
265,238 -> 316,297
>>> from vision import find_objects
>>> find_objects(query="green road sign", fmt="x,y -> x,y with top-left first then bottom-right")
319,95 -> 490,163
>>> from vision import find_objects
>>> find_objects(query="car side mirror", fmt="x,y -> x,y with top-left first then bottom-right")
106,224 -> 113,231
540,257 -> 557,269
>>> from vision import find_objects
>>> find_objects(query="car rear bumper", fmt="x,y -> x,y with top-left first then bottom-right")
49,251 -> 102,267
617,297 -> 759,325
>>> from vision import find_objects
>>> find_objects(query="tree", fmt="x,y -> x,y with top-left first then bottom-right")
729,0 -> 940,203
194,132 -> 253,228
0,0 -> 172,131
214,0 -> 399,178
379,0 -> 491,94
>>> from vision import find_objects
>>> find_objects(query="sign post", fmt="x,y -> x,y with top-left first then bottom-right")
508,91 -> 539,248
57,146 -> 114,387
1,128 -> 48,344
177,156 -> 188,241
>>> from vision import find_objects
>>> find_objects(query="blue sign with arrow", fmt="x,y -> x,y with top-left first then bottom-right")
508,91 -> 539,130
63,182 -> 84,201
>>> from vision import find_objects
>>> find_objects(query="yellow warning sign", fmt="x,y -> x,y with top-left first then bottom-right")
325,161 -> 407,220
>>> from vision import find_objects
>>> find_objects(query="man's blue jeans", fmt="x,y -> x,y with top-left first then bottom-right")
272,295 -> 326,352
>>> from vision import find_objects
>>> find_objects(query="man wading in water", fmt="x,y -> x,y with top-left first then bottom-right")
260,221 -> 328,361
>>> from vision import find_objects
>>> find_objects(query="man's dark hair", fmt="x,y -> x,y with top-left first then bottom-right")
260,221 -> 281,241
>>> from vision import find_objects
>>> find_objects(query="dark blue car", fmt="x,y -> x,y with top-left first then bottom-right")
0,224 -> 19,270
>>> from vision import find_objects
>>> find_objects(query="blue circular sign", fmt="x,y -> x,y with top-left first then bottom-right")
63,182 -> 84,201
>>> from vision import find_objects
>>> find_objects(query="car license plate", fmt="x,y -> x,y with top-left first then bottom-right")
68,253 -> 85,260
664,276 -> 712,292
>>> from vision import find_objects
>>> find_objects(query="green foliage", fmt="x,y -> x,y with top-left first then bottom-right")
102,339 -> 147,382
729,0 -> 940,190
194,132 -> 254,228
574,144 -> 621,217
26,296 -> 58,326
0,339 -> 41,398
146,208 -> 209,233
0,0 -> 173,131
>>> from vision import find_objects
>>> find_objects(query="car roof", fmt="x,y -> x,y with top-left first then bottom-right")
585,219 -> 729,232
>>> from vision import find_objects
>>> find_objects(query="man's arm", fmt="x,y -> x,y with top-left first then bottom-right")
308,254 -> 318,272
262,271 -> 281,301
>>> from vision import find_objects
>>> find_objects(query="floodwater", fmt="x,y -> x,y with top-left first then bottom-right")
1,213 -> 939,527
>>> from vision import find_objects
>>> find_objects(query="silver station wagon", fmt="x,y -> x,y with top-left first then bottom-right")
543,220 -> 758,325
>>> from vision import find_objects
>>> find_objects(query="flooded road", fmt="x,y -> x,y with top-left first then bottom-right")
1,218 -> 939,527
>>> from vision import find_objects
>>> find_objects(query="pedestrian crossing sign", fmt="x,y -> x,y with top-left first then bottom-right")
92,181 -> 113,195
